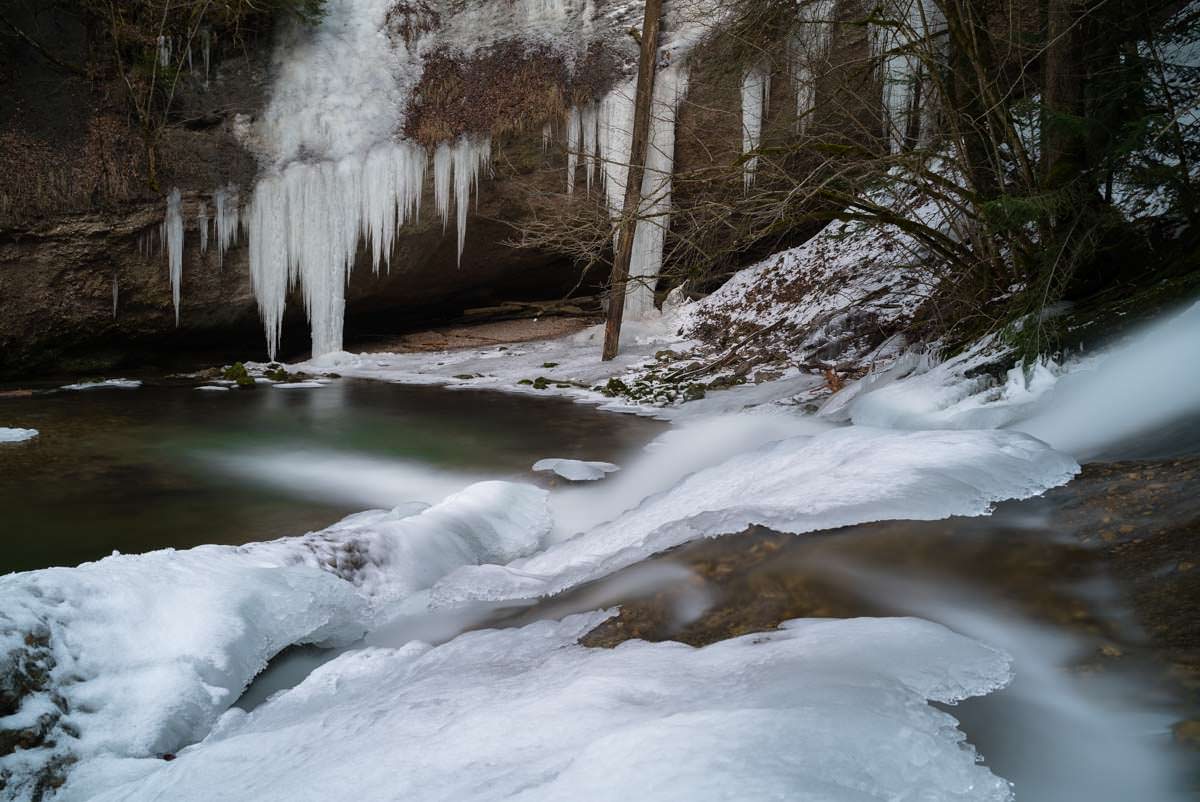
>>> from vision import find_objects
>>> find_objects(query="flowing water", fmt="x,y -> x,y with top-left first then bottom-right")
2,360 -> 1197,800
0,379 -> 664,575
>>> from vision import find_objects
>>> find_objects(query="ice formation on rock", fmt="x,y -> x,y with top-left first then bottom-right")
163,188 -> 184,325
239,0 -> 619,357
156,34 -> 172,68
566,105 -> 581,193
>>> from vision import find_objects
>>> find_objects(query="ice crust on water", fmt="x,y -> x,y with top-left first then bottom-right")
77,613 -> 1014,802
59,379 -> 142,391
0,427 -> 38,443
532,458 -> 619,481
433,425 -> 1078,604
0,482 -> 551,800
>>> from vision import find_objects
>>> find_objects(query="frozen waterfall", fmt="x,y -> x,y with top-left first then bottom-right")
574,63 -> 689,319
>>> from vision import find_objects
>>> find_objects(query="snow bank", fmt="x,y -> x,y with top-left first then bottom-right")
75,613 -> 1014,802
0,547 -> 367,801
0,428 -> 37,443
299,308 -> 692,415
532,458 -> 619,481
433,426 -> 1078,604
0,482 -> 551,799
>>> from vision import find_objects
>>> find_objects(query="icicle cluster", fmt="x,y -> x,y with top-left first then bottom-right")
561,62 -> 690,319
791,0 -> 836,134
163,189 -> 184,326
213,186 -> 240,267
740,66 -> 770,190
869,0 -> 946,153
246,142 -> 428,360
433,136 -> 493,265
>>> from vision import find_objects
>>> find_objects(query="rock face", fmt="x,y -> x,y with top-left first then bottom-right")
0,139 -> 591,376
0,3 -> 617,378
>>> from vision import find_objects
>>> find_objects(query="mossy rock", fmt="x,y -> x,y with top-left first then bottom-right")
221,362 -> 256,388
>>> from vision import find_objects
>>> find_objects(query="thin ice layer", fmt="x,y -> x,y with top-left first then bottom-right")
0,427 -> 37,443
75,613 -> 1013,802
433,426 -> 1079,603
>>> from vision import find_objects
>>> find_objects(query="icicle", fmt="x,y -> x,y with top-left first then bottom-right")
542,121 -> 552,151
741,65 -> 769,190
452,136 -> 491,263
566,107 -> 582,195
112,271 -> 118,320
582,102 -> 599,195
197,202 -> 209,255
213,186 -> 241,267
164,188 -> 184,326
157,35 -> 172,68
433,142 -> 453,233
187,43 -> 194,75
247,141 -> 432,360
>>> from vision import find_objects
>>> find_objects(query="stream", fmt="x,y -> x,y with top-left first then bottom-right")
1,371 -> 1197,800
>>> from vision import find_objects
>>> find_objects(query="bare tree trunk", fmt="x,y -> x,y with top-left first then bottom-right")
1042,0 -> 1088,188
602,0 -> 663,361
